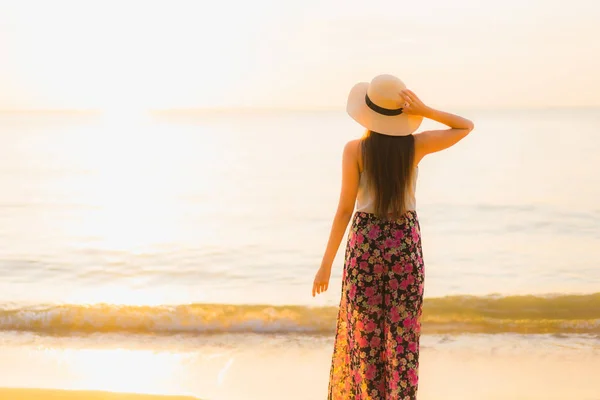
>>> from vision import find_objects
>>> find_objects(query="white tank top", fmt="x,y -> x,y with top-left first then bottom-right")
355,167 -> 418,213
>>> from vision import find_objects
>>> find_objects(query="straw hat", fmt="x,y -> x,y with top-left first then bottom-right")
346,74 -> 423,136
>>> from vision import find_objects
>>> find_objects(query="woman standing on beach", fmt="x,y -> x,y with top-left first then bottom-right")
312,74 -> 474,399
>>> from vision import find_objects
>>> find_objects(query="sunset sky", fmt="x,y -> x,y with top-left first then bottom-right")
0,0 -> 598,111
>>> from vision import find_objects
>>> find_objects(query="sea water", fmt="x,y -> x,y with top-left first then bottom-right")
0,109 -> 599,399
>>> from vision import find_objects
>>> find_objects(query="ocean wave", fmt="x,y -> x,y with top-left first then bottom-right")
1,293 -> 599,336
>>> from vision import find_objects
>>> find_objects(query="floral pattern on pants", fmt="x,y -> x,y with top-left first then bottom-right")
328,211 -> 425,400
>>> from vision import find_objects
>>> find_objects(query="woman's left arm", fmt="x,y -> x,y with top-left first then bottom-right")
312,140 -> 360,297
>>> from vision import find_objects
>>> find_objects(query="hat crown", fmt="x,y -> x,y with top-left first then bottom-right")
366,74 -> 407,110
345,73 -> 423,136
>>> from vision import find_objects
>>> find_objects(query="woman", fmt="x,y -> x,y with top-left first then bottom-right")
312,74 -> 474,399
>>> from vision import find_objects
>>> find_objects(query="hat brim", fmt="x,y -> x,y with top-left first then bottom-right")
346,82 -> 423,136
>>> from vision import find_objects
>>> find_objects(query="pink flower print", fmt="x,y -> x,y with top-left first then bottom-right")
383,253 -> 392,263
354,370 -> 362,384
358,334 -> 369,347
349,234 -> 357,247
365,286 -> 375,298
384,238 -> 395,248
411,226 -> 420,243
404,262 -> 413,273
356,232 -> 365,244
373,263 -> 384,274
396,344 -> 404,354
408,341 -> 418,353
350,257 -> 357,268
368,294 -> 382,306
365,364 -> 377,380
418,283 -> 424,295
389,279 -> 399,290
356,320 -> 365,330
367,225 -> 381,240
394,229 -> 405,240
406,274 -> 415,285
376,380 -> 386,394
390,307 -> 401,323
365,320 -> 376,333
392,263 -> 403,274
408,367 -> 419,386
349,284 -> 357,300
361,252 -> 370,260
370,336 -> 381,347
403,317 -> 414,329
414,320 -> 422,333
400,278 -> 410,290
359,261 -> 369,271
391,370 -> 400,389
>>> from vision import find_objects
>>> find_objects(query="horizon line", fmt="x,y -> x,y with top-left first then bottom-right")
0,105 -> 598,114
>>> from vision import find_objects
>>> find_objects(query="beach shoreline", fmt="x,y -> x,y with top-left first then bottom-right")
0,331 -> 599,400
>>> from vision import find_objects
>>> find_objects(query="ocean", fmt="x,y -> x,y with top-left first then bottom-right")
0,108 -> 599,399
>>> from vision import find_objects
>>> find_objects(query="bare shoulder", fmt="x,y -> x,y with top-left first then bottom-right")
344,138 -> 361,150
343,139 -> 362,165
340,139 -> 363,174
343,139 -> 362,159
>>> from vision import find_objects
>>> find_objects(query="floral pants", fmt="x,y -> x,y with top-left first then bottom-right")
328,211 -> 425,400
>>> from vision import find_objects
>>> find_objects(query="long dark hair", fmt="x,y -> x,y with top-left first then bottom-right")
361,130 -> 415,220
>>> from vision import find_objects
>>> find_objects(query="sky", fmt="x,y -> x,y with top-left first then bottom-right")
0,0 -> 599,111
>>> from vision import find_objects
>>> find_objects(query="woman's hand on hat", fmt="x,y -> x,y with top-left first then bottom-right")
400,89 -> 430,117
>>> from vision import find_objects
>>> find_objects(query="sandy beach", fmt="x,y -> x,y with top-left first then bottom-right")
0,389 -> 198,400
1,344 -> 599,400
0,331 -> 598,400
